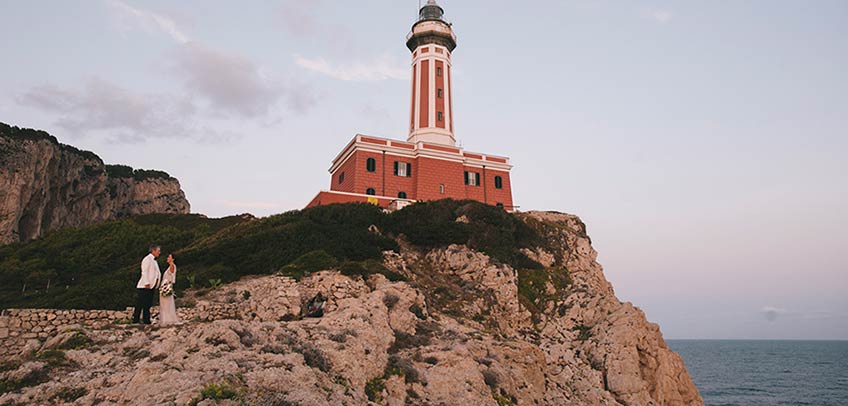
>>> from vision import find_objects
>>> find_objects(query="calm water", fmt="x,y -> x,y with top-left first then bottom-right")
668,340 -> 848,406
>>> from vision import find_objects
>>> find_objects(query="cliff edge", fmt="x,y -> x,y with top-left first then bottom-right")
0,123 -> 190,245
0,208 -> 701,405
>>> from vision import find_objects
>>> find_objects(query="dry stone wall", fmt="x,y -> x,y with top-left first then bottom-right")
0,302 -> 240,356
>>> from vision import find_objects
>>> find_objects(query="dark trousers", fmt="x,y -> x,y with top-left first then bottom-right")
132,288 -> 155,324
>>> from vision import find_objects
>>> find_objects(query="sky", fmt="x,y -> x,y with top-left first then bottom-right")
1,0 -> 846,340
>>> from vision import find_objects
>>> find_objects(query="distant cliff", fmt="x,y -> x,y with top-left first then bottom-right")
0,122 -> 190,245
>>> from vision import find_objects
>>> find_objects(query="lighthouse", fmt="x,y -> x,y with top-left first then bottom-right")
307,1 -> 515,211
407,0 -> 457,146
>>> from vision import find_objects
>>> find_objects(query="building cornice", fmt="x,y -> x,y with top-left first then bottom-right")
328,134 -> 513,174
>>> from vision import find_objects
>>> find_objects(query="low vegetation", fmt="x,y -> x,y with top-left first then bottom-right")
0,349 -> 76,395
1,200 -> 552,311
516,267 -> 572,315
189,381 -> 242,405
0,122 -> 100,163
105,164 -> 173,181
0,214 -> 249,309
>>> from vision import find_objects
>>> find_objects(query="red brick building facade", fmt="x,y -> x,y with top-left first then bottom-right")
307,1 -> 514,211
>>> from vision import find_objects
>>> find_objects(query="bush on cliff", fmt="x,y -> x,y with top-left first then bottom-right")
0,122 -> 101,163
105,164 -> 173,181
381,199 -> 547,269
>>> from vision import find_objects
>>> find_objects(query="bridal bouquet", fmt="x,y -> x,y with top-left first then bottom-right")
159,281 -> 174,297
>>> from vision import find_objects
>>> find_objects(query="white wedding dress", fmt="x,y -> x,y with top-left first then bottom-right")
158,266 -> 180,326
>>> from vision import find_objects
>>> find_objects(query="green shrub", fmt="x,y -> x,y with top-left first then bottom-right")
0,366 -> 49,395
338,259 -> 406,282
0,360 -> 21,373
381,199 -> 546,269
294,342 -> 332,373
492,391 -> 516,406
385,355 -> 420,384
186,274 -> 197,289
104,164 -> 134,178
196,382 -> 241,402
517,267 -> 571,315
573,325 -> 592,341
35,350 -> 70,368
383,293 -> 400,309
278,250 -> 337,280
105,164 -> 172,180
51,386 -> 88,402
365,377 -> 384,402
58,331 -> 92,350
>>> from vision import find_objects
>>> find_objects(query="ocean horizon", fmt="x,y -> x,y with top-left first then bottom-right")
668,339 -> 848,406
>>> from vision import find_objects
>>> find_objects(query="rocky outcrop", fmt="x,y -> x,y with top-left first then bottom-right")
0,211 -> 701,405
0,123 -> 190,244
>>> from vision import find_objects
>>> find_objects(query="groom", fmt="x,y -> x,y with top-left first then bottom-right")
132,245 -> 162,324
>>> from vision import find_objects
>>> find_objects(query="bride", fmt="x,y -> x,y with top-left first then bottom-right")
158,254 -> 180,326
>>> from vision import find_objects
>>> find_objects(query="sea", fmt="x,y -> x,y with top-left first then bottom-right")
667,340 -> 848,406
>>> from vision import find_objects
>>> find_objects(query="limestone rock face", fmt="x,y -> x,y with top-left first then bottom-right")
0,125 -> 190,244
0,212 -> 701,406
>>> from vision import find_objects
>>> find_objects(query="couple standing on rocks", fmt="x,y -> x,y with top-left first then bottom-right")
131,244 -> 180,326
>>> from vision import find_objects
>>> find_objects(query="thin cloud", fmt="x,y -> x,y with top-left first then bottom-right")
175,42 -> 289,117
295,54 -> 407,81
107,1 -> 315,118
22,1 -> 317,143
277,0 -> 322,37
646,9 -> 674,24
18,78 -> 193,141
107,0 -> 190,44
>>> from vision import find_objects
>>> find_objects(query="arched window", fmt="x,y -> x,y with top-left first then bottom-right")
494,176 -> 503,189
366,188 -> 376,196
366,158 -> 377,172
398,192 -> 407,199
338,172 -> 345,184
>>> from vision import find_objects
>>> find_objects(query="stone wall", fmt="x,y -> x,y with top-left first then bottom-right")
0,302 -> 240,357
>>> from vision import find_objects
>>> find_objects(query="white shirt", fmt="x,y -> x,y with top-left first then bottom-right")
137,253 -> 161,289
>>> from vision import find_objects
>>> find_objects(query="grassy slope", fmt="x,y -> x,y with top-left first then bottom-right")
0,200 -> 554,310
0,214 -> 248,310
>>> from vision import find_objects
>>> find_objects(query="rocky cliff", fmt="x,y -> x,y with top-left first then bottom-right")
0,211 -> 701,406
0,123 -> 190,245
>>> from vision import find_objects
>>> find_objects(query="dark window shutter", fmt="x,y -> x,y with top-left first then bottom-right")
406,163 -> 412,177
394,161 -> 399,176
464,171 -> 469,185
475,172 -> 481,186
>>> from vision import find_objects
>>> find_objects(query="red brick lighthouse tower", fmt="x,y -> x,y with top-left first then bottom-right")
307,0 -> 515,211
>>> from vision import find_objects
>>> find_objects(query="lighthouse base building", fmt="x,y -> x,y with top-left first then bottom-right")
307,134 -> 514,211
306,1 -> 514,211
